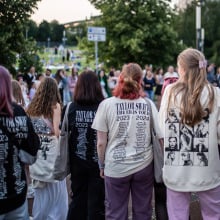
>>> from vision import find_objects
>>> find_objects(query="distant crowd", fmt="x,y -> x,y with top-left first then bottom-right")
13,61 -> 220,110
1,49 -> 220,220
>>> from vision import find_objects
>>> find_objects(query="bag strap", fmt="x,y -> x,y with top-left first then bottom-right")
144,98 -> 164,148
61,102 -> 72,132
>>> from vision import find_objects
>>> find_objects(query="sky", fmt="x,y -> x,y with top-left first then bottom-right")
31,0 -> 100,24
31,0 -> 178,24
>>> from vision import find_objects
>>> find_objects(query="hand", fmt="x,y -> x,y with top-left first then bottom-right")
100,169 -> 105,178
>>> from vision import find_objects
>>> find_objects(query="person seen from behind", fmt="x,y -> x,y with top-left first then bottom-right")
26,77 -> 68,220
0,65 -> 40,219
65,70 -> 105,220
159,48 -> 220,220
92,63 -> 162,220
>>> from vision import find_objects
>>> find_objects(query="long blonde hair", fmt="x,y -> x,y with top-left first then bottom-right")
168,48 -> 214,126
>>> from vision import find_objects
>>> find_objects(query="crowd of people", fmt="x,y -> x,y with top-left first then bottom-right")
1,47 -> 220,220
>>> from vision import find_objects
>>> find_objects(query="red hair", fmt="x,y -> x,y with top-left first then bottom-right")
0,66 -> 13,117
113,63 -> 144,99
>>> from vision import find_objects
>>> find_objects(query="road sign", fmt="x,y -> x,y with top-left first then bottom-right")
87,26 -> 106,42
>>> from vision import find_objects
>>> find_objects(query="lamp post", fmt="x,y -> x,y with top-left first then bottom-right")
47,37 -> 50,52
196,0 -> 204,52
25,27 -> 28,40
62,30 -> 67,48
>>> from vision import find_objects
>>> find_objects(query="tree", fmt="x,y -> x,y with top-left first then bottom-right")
174,0 -> 220,66
82,0 -> 183,69
18,39 -> 43,74
37,20 -> 51,42
173,3 -> 196,48
50,20 -> 65,42
0,0 -> 40,74
25,20 -> 38,40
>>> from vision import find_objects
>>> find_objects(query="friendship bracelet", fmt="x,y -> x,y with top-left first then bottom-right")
98,160 -> 105,169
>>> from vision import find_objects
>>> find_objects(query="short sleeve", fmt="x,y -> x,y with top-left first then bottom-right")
92,100 -> 108,132
149,100 -> 163,139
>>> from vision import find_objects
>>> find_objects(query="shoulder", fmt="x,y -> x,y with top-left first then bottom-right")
163,83 -> 173,97
100,97 -> 116,105
53,103 -> 61,113
12,102 -> 26,115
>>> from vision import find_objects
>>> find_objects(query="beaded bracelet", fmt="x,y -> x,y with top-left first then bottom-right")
98,160 -> 105,169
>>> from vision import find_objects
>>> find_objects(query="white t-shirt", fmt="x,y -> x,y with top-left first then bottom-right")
92,97 -> 162,178
159,84 -> 220,192
164,72 -> 179,80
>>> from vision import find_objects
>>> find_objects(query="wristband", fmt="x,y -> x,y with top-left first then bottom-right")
98,160 -> 105,169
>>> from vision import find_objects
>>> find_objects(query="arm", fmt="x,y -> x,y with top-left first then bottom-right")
53,103 -> 61,137
97,131 -> 108,178
158,85 -> 171,137
19,116 -> 40,165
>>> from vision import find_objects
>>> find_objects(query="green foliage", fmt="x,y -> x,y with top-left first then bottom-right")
25,19 -> 38,39
50,20 -> 65,42
173,2 -> 196,48
174,0 -> 220,66
67,22 -> 88,46
25,19 -> 65,44
37,20 -> 51,42
18,39 -> 43,74
0,0 -> 40,75
82,0 -> 183,69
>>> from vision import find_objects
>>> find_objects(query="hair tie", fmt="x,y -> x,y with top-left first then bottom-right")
199,60 -> 207,69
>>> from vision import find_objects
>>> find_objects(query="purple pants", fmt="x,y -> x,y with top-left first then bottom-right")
104,162 -> 154,220
167,184 -> 220,220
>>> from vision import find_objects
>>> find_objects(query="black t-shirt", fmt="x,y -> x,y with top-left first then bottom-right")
0,103 -> 40,214
62,102 -> 99,163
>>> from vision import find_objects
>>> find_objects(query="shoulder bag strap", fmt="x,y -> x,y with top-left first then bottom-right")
61,102 -> 72,132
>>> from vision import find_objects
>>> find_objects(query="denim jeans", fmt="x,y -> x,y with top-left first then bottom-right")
0,200 -> 29,220
67,157 -> 105,220
145,90 -> 154,100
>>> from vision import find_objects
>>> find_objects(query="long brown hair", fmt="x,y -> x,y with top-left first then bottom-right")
74,70 -> 104,105
113,63 -> 144,99
168,48 -> 214,126
11,80 -> 25,108
26,77 -> 62,119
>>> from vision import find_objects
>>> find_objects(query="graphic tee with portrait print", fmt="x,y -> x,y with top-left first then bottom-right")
159,84 -> 220,192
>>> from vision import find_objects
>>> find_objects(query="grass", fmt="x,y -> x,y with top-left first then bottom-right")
38,46 -> 95,75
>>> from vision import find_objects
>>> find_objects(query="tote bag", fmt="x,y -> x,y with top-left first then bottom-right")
29,134 -> 59,183
53,102 -> 71,180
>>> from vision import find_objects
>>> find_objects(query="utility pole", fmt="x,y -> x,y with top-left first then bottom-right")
63,30 -> 67,48
47,37 -> 50,52
196,0 -> 204,52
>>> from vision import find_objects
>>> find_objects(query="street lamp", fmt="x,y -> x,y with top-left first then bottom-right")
47,37 -> 50,52
196,0 -> 204,52
62,30 -> 67,48
25,27 -> 28,40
